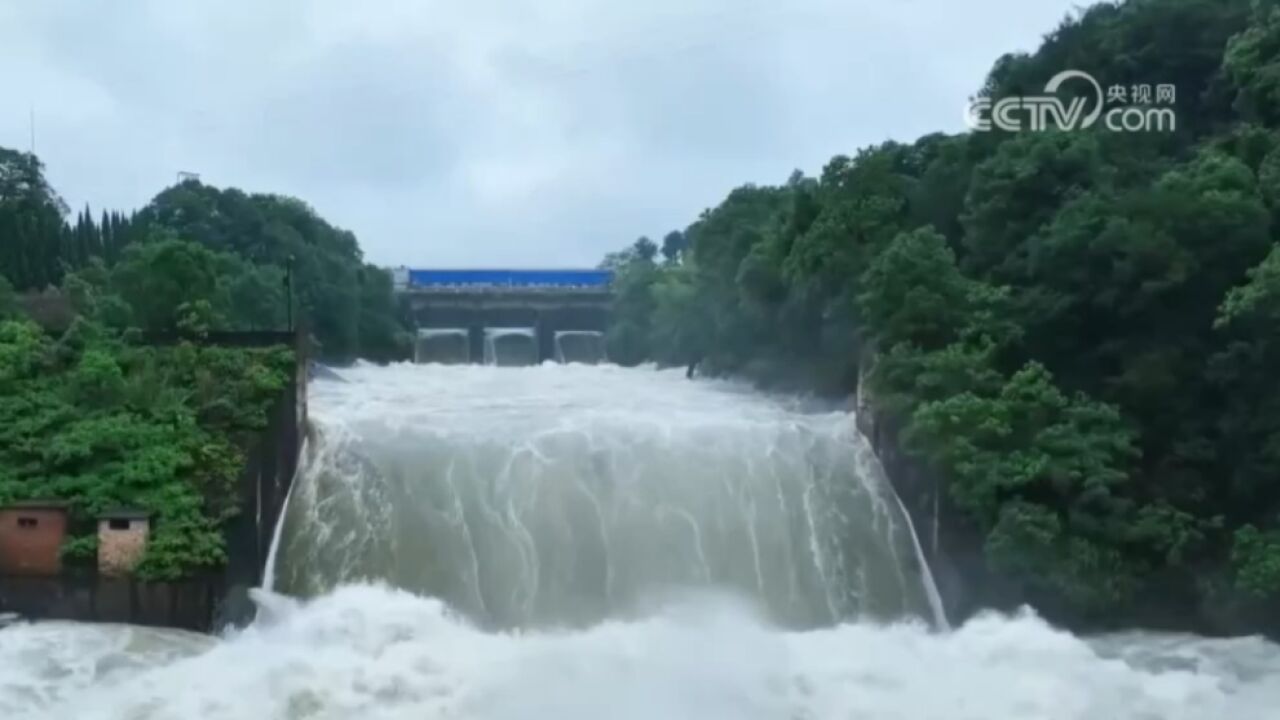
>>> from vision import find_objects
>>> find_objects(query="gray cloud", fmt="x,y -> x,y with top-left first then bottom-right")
0,0 -> 1078,267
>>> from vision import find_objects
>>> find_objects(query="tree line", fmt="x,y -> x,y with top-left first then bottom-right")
603,0 -> 1280,631
0,148 -> 143,292
0,150 -> 409,362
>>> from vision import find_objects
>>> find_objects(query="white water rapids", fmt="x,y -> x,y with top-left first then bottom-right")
271,362 -> 944,628
3,362 -> 1279,718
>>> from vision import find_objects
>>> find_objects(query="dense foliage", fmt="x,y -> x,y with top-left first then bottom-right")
132,182 -> 407,361
0,306 -> 293,579
604,0 -> 1280,628
0,155 -> 408,361
0,150 -> 407,577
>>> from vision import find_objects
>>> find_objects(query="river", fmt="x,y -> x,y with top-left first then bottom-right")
2,362 -> 1278,718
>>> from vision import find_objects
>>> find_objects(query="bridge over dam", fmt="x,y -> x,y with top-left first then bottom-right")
393,268 -> 613,365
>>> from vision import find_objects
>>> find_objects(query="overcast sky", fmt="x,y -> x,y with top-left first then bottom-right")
1,0 -> 1079,267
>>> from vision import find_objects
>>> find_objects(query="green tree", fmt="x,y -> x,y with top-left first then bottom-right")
110,237 -> 227,331
133,180 -> 403,361
660,230 -> 687,264
605,251 -> 660,366
0,275 -> 16,319
1224,3 -> 1280,125
908,363 -> 1144,611
0,147 -> 67,291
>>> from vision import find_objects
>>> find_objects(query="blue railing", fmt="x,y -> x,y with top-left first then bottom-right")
407,269 -> 612,289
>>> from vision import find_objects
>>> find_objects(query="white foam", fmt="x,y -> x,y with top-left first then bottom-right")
2,585 -> 1276,719
268,363 -> 943,628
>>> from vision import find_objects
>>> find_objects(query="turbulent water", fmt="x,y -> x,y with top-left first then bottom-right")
271,362 -> 943,629
4,586 -> 1279,719
3,362 -> 1280,719
554,330 -> 607,364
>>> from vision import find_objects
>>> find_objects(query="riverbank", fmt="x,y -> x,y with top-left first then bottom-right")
686,350 -> 1280,640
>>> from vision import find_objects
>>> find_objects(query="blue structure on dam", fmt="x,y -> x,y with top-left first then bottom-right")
404,268 -> 612,290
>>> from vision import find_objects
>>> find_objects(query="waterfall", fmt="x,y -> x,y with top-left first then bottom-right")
415,328 -> 470,365
554,331 -> 607,364
483,328 -> 538,366
17,365 -> 1280,720
270,363 -> 946,630
261,436 -> 307,592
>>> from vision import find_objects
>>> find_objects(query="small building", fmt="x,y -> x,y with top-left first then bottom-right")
97,510 -> 151,577
0,501 -> 69,575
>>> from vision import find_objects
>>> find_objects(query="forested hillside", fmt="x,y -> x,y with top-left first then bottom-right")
0,154 -> 408,577
604,0 -> 1280,631
0,151 -> 408,362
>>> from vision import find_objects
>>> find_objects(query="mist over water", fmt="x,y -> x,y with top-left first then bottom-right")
4,362 -> 1279,719
4,584 -> 1279,719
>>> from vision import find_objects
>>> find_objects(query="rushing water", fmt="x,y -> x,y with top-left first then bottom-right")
3,362 -> 1279,719
554,330 -> 607,364
3,586 -> 1279,719
414,329 -> 470,365
271,362 -> 943,628
482,328 -> 537,366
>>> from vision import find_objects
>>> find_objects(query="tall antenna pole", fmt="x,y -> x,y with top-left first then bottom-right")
29,107 -> 35,154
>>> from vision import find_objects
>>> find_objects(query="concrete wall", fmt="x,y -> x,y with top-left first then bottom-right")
0,572 -> 220,632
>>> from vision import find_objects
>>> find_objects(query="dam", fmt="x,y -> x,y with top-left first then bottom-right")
396,268 -> 612,365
